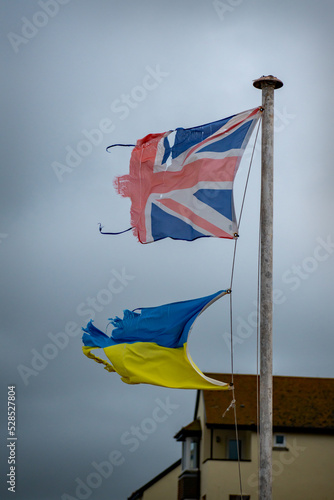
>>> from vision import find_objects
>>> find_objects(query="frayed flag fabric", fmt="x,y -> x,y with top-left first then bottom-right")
82,290 -> 230,390
114,107 -> 262,243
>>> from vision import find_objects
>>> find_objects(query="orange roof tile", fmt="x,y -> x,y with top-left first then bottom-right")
199,374 -> 334,431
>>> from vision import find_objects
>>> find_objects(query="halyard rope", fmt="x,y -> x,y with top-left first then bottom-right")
224,115 -> 262,499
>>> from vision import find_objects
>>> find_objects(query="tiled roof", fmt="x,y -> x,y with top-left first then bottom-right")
199,374 -> 334,431
174,418 -> 201,441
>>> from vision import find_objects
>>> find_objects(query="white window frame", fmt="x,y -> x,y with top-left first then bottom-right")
273,434 -> 286,448
181,437 -> 199,471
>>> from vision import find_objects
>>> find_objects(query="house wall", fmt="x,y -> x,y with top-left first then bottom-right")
132,422 -> 334,499
201,457 -> 257,499
196,393 -> 211,464
199,432 -> 334,500
271,433 -> 334,500
140,463 -> 181,500
211,429 -> 252,460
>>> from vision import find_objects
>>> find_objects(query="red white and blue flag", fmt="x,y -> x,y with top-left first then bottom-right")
114,107 -> 262,243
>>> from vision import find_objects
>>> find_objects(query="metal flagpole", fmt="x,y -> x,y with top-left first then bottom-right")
253,75 -> 283,500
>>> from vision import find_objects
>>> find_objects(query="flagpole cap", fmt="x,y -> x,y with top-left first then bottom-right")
253,75 -> 283,89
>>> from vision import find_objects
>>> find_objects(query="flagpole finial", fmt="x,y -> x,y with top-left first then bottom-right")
253,75 -> 283,89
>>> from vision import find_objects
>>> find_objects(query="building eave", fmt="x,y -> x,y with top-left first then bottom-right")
205,422 -> 334,434
174,419 -> 202,441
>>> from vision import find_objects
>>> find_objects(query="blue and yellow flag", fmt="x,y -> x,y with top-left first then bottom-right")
82,290 -> 230,390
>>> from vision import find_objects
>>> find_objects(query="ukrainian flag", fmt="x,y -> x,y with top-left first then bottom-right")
82,290 -> 230,390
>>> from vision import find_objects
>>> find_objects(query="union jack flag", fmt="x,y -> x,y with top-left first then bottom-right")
114,107 -> 262,243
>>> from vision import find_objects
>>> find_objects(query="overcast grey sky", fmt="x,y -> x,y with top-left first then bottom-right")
1,1 -> 334,499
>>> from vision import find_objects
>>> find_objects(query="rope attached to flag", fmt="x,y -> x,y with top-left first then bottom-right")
99,143 -> 136,234
106,143 -> 135,152
98,223 -> 133,235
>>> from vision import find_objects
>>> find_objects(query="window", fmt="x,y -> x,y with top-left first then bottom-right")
228,439 -> 242,460
182,438 -> 199,471
273,434 -> 286,448
189,440 -> 198,469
